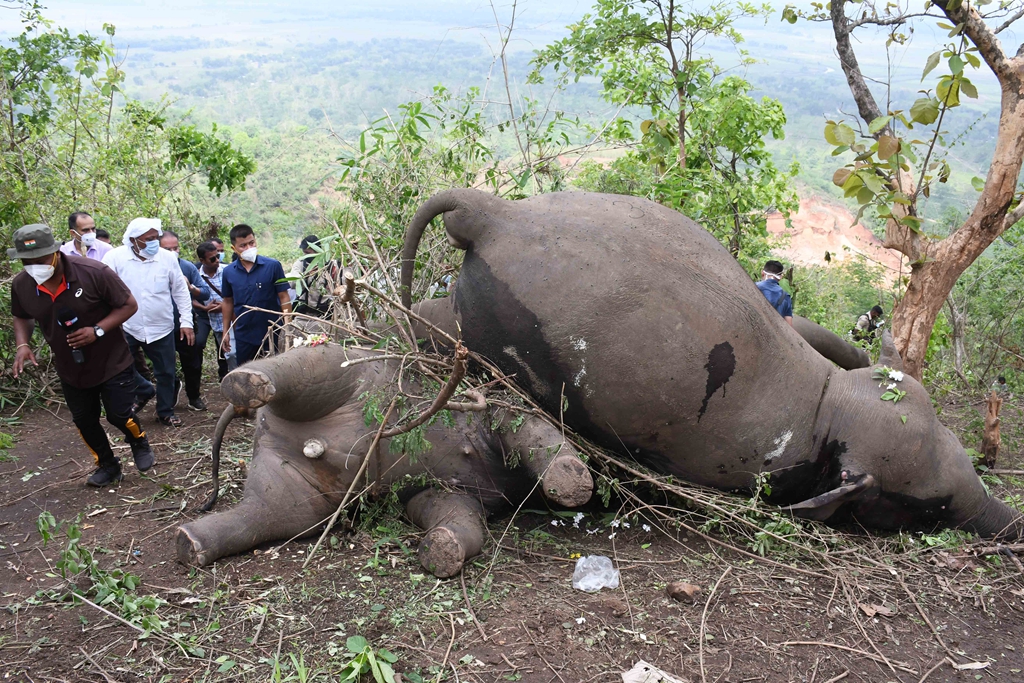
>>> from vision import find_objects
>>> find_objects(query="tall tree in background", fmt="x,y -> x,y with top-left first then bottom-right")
0,3 -> 255,245
785,0 -> 1024,380
529,0 -> 798,272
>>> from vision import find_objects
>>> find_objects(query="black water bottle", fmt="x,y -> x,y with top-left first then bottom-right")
56,306 -> 85,364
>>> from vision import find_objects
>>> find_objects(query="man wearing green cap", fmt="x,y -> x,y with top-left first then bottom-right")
9,224 -> 157,486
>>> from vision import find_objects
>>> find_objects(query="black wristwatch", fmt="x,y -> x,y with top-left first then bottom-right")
94,325 -> 105,338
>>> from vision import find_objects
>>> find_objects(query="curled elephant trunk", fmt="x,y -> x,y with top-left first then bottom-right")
400,188 -> 496,308
791,316 -> 869,370
199,404 -> 248,512
963,495 -> 1024,540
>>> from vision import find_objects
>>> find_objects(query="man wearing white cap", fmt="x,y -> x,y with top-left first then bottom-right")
102,218 -> 195,427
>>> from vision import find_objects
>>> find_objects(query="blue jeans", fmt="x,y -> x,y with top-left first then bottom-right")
127,332 -> 178,418
196,317 -> 237,380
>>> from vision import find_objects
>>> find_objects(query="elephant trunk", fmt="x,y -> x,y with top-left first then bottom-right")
220,345 -> 371,422
400,189 -> 493,308
792,316 -> 870,370
962,495 -> 1024,540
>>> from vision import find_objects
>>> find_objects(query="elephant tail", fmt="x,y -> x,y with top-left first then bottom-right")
400,188 -> 493,308
200,404 -> 247,512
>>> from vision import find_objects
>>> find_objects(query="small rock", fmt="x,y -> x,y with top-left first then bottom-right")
666,582 -> 701,602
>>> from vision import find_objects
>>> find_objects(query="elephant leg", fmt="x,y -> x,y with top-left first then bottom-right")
405,488 -> 486,578
498,414 -> 593,507
176,447 -> 335,566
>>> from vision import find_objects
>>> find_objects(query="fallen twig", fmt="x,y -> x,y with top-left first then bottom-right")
78,646 -> 116,683
460,569 -> 487,642
700,566 -> 732,683
778,641 -> 917,674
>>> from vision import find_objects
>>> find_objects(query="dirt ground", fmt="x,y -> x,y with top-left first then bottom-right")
1,386 -> 1023,683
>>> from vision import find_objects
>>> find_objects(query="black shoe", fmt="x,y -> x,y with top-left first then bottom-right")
132,393 -> 153,415
188,397 -> 208,412
158,414 -> 183,427
87,463 -> 123,487
130,438 -> 155,472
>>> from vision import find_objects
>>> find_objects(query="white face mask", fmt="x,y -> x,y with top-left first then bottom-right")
25,263 -> 55,285
79,231 -> 97,248
240,247 -> 258,262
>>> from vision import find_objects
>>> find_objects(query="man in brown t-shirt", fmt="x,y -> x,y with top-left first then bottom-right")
10,224 -> 156,486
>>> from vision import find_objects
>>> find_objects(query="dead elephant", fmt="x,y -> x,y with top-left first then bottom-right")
174,343 -> 592,577
401,189 -> 1023,540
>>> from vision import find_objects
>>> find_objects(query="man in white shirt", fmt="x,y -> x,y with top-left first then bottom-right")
60,212 -> 112,261
102,218 -> 195,427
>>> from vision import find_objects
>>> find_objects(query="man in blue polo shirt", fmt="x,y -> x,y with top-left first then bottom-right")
220,224 -> 292,365
756,260 -> 793,326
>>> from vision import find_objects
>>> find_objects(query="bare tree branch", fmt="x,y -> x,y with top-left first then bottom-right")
995,7 -> 1024,34
830,0 -> 886,130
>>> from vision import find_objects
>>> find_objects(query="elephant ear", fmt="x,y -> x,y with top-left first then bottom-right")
784,474 -> 878,521
877,331 -> 904,372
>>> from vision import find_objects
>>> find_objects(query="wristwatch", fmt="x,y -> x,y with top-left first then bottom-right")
94,325 -> 105,338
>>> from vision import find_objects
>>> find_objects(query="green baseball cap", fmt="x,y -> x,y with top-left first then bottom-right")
7,224 -> 60,260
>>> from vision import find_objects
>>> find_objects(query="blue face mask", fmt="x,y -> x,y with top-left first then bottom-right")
218,251 -> 226,262
143,240 -> 160,257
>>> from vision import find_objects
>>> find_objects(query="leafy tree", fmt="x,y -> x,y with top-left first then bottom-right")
0,4 -> 255,246
529,0 -> 798,271
784,0 -> 1024,380
1,4 -> 254,396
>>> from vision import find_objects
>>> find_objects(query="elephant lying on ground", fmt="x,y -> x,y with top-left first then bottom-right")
175,344 -> 592,577
401,189 -> 1023,539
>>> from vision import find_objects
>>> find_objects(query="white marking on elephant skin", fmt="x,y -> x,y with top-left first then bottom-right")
571,336 -> 588,351
569,336 -> 592,395
763,430 -> 793,462
303,438 -> 326,459
503,346 -> 545,391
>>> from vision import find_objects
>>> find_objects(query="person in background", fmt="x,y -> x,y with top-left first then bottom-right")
287,234 -> 338,317
210,237 -> 226,262
196,240 -> 236,379
102,218 -> 195,427
10,224 -> 155,486
852,305 -> 884,342
61,211 -> 112,261
756,260 -> 793,326
95,228 -> 111,245
220,224 -> 291,365
159,230 -> 210,411
992,375 -> 1009,396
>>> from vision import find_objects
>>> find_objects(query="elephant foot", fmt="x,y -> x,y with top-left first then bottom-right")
221,368 -> 276,408
418,526 -> 466,578
542,453 -> 593,507
175,525 -> 213,567
405,489 -> 487,579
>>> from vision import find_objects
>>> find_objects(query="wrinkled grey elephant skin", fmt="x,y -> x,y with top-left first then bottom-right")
401,189 -> 1023,539
175,345 -> 593,577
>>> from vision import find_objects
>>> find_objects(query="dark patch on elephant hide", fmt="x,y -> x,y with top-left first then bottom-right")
698,342 -> 735,421
766,438 -> 847,506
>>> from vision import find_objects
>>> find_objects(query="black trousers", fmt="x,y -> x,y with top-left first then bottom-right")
175,324 -> 203,401
61,366 -> 146,469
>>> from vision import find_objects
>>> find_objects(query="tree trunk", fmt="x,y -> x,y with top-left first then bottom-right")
677,95 -> 687,169
946,296 -> 969,384
829,0 -> 1024,381
982,391 -> 1003,469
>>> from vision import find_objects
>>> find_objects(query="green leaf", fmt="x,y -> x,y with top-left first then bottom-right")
347,635 -> 369,654
824,122 -> 840,146
922,51 -> 942,81
868,115 -> 892,134
971,176 -> 985,192
900,415 -> 908,424
909,97 -> 940,125
834,123 -> 856,146
948,54 -> 964,75
936,76 -> 961,107
960,78 -> 978,99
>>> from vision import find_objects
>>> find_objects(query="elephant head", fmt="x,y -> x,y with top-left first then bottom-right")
783,333 -> 1023,539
